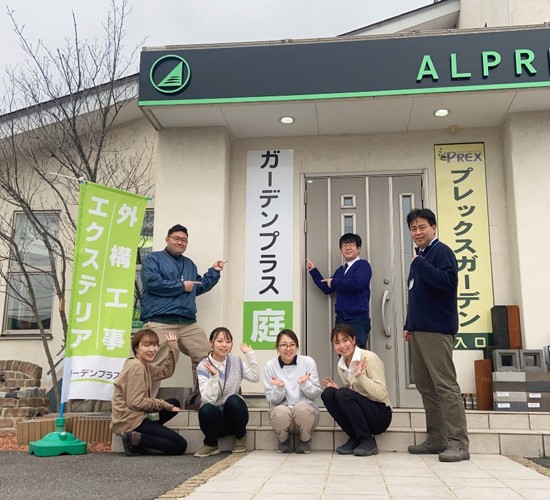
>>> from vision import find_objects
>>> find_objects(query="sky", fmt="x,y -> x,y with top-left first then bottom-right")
0,0 -> 432,76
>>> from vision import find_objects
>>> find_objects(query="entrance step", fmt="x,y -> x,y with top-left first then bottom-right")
112,408 -> 550,457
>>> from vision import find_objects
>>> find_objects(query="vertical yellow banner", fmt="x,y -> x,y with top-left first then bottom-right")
435,143 -> 494,349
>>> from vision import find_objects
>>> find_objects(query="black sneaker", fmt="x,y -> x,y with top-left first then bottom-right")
353,438 -> 379,457
121,432 -> 141,457
336,438 -> 360,455
296,439 -> 311,454
277,438 -> 291,453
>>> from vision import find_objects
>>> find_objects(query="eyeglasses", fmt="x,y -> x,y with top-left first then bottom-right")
170,237 -> 188,243
278,343 -> 297,349
341,243 -> 357,248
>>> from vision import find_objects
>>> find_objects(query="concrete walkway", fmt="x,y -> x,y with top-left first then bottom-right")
170,451 -> 550,499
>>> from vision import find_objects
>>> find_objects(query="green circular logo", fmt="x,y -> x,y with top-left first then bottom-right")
149,55 -> 191,94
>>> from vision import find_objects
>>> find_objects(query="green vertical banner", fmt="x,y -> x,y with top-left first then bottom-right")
62,182 -> 147,402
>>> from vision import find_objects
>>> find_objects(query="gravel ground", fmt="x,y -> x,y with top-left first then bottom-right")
0,449 -> 229,500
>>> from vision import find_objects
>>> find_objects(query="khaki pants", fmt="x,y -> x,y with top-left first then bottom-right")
411,331 -> 469,450
145,321 -> 210,396
268,402 -> 320,442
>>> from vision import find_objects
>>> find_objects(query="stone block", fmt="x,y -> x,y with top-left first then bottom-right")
4,407 -> 37,418
525,401 -> 550,411
526,381 -> 550,392
493,391 -> 527,402
493,401 -> 528,411
318,410 -> 334,428
308,427 -> 334,451
527,392 -> 550,402
6,361 -> 17,371
520,350 -> 544,372
410,411 -> 426,428
18,362 -> 30,376
111,433 -> 123,453
466,412 -> 489,429
469,430 -> 500,454
526,372 -> 550,382
247,410 -> 261,426
18,397 -> 50,407
30,365 -> 42,380
500,433 -> 544,456
388,411 -> 411,429
492,381 -> 527,392
16,388 -> 39,398
489,412 -> 530,429
530,414 -> 550,430
493,349 -> 521,372
493,372 -> 526,382
377,429 -> 414,452
0,398 -> 17,408
188,411 -> 199,426
0,417 -> 16,428
254,427 -> 279,450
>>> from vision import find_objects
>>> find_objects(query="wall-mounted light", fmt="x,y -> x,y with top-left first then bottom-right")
433,108 -> 450,118
279,116 -> 295,124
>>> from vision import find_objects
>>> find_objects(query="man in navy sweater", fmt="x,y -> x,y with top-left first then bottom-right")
403,208 -> 469,463
306,233 -> 372,348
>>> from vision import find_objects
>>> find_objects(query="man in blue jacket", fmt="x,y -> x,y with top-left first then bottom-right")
140,224 -> 225,394
306,233 -> 372,348
403,208 -> 469,462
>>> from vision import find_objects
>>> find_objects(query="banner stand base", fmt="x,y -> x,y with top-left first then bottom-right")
29,417 -> 87,457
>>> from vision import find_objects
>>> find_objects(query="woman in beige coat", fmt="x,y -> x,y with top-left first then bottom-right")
111,329 -> 187,456
322,323 -> 392,457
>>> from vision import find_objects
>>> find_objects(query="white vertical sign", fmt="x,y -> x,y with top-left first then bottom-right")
243,150 -> 294,348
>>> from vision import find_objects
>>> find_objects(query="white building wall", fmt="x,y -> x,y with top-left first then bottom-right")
459,0 -> 550,28
3,113 -> 541,398
229,126 -> 512,394
152,126 -> 231,387
501,111 -> 550,349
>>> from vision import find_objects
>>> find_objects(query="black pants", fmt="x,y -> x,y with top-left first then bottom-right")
321,387 -> 392,440
198,394 -> 249,446
133,398 -> 187,455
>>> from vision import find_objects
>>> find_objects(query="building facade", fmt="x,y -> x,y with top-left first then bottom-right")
2,0 -> 550,408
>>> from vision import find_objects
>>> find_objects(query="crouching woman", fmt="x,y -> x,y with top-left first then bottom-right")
322,324 -> 392,457
194,327 -> 260,457
111,329 -> 187,456
263,329 -> 322,454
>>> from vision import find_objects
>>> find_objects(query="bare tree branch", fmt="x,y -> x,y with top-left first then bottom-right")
0,0 -> 153,410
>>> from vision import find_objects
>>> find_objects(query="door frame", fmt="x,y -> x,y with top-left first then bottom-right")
300,169 -> 429,407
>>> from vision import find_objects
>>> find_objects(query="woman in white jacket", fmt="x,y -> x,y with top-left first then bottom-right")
194,327 -> 260,457
263,329 -> 322,454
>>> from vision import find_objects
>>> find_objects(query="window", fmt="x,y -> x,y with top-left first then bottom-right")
341,194 -> 356,209
341,214 -> 356,235
3,212 -> 59,335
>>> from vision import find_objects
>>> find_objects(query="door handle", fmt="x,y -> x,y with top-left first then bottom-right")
381,290 -> 391,337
